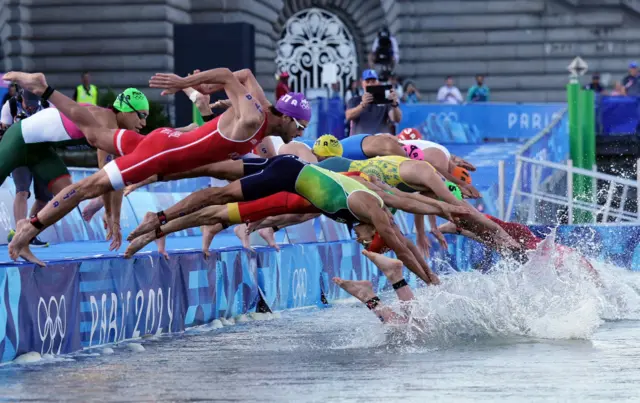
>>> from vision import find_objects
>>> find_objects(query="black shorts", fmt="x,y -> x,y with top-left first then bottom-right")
239,154 -> 306,201
11,166 -> 53,202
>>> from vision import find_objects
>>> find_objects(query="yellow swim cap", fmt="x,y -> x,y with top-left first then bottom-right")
313,134 -> 343,157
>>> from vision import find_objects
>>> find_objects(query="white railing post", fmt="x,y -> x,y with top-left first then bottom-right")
567,159 -> 573,224
506,158 -> 523,221
498,160 -> 505,220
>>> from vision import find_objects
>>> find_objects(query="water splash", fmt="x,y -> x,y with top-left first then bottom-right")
332,229 -> 640,349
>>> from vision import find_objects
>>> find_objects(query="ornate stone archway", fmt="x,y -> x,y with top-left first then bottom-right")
275,8 -> 358,95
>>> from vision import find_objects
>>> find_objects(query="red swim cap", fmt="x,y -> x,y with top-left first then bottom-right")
398,128 -> 423,141
366,232 -> 390,253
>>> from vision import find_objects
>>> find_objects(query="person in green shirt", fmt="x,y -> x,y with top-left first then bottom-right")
466,74 -> 490,103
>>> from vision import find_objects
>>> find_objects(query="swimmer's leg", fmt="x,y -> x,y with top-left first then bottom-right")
202,223 -> 225,259
332,278 -> 403,324
125,204 -> 228,258
362,250 -> 414,302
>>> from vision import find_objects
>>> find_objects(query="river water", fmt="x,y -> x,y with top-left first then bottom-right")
2,239 -> 640,402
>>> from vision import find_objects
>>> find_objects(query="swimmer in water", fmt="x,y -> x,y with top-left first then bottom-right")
438,214 -> 600,282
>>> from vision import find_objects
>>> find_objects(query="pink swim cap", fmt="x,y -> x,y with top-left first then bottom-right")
403,144 -> 424,161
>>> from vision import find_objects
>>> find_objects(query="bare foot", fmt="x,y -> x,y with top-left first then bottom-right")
332,278 -> 376,303
258,227 -> 279,251
362,250 -> 403,283
201,225 -> 219,254
127,212 -> 160,241
234,225 -> 254,251
81,198 -> 104,222
155,237 -> 169,260
17,244 -> 46,267
9,219 -> 39,262
2,72 -> 48,96
124,232 -> 156,258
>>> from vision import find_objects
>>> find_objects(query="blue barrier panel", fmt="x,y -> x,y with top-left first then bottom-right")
598,96 -> 640,136
2,224 -> 640,362
399,103 -> 566,143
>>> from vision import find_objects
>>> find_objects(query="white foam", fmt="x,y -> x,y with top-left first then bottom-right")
250,312 -> 271,321
210,319 -> 224,329
127,343 -> 145,353
13,352 -> 41,364
221,318 -> 235,326
235,314 -> 251,323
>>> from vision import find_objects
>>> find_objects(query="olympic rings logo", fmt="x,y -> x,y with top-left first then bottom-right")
37,295 -> 67,356
427,112 -> 459,124
291,268 -> 307,307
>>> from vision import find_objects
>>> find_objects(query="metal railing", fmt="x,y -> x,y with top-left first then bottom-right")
506,156 -> 640,224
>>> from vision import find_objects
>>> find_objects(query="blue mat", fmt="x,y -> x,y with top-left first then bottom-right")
0,233 -> 245,265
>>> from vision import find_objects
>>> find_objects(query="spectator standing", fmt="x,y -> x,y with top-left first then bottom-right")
402,81 -> 422,104
368,27 -> 400,71
585,73 -> 605,94
437,76 -> 463,105
73,71 -> 98,105
467,74 -> 490,102
622,62 -> 640,96
0,89 -> 51,247
344,79 -> 361,105
275,71 -> 290,100
345,69 -> 401,135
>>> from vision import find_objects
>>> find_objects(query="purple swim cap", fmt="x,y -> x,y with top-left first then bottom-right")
275,92 -> 312,121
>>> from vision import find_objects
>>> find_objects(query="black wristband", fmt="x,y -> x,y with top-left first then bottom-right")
392,279 -> 408,290
365,296 -> 380,310
156,174 -> 164,182
157,211 -> 167,225
29,214 -> 44,230
202,114 -> 215,122
272,226 -> 280,232
41,86 -> 55,102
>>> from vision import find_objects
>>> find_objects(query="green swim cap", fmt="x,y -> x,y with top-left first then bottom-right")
444,181 -> 463,201
113,88 -> 149,113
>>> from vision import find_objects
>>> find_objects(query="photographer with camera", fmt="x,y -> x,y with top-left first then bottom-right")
346,69 -> 402,136
368,27 -> 399,71
0,87 -> 51,247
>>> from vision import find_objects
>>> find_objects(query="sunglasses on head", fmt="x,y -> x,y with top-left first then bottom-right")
121,96 -> 149,120
292,117 -> 306,130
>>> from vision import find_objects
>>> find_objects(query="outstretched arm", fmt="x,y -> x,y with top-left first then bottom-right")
350,195 -> 435,285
